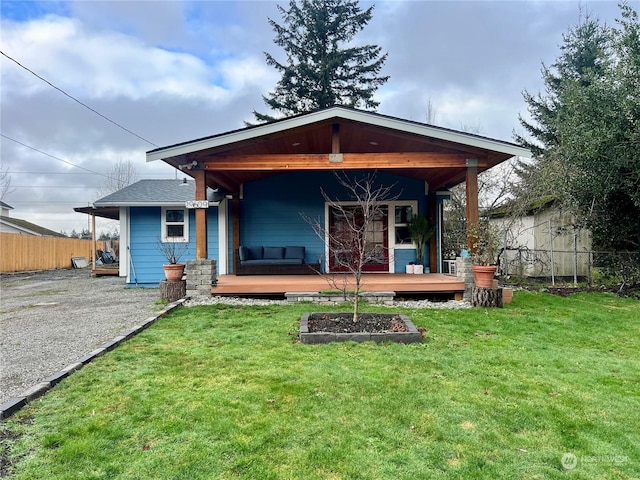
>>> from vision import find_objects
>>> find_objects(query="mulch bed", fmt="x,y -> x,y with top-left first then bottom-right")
306,312 -> 409,334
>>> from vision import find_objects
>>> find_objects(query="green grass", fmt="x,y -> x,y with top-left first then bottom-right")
2,291 -> 639,479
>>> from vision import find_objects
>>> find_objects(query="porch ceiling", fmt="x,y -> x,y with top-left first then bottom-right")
150,108 -> 529,193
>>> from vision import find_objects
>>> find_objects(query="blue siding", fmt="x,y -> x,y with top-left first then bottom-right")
128,206 -> 218,286
241,171 -> 430,272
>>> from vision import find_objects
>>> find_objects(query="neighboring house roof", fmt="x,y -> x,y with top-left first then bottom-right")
0,201 -> 13,210
0,216 -> 66,237
488,196 -> 559,218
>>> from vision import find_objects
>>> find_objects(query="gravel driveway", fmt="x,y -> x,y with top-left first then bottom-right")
0,269 -> 160,405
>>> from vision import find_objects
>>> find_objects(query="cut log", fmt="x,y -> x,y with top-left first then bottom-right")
471,286 -> 503,308
160,280 -> 186,302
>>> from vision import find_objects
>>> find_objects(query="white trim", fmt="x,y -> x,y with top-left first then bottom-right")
119,207 -> 129,279
218,198 -> 228,275
161,206 -> 189,243
146,106 -> 531,162
0,218 -> 43,236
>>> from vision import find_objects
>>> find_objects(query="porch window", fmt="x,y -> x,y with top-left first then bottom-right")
394,205 -> 414,245
161,207 -> 189,242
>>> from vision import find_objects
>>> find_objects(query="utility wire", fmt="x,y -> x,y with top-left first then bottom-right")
1,133 -> 111,178
0,50 -> 159,148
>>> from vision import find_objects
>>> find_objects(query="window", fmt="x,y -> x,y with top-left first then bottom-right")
161,207 -> 189,242
394,205 -> 414,245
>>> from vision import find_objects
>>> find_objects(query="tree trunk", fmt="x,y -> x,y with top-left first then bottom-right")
471,287 -> 503,308
160,280 -> 186,302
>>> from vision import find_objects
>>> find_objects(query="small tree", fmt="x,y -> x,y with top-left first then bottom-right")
253,0 -> 389,123
303,172 -> 398,322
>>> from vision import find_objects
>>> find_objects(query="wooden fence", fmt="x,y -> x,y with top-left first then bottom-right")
0,233 -> 97,272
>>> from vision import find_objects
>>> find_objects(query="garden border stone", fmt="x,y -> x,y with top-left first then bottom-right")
0,298 -> 187,421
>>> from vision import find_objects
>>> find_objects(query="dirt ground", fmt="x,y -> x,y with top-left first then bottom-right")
0,268 -> 160,405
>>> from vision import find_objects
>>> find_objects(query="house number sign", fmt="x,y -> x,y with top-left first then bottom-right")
185,200 -> 209,209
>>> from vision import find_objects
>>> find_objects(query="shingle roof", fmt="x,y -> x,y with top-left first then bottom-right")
94,179 -> 220,206
0,216 -> 67,237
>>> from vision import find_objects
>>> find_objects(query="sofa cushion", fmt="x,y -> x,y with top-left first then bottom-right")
247,246 -> 264,260
239,246 -> 249,261
284,246 -> 305,260
241,258 -> 303,265
263,246 -> 285,260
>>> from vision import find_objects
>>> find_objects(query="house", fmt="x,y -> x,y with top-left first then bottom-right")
78,106 -> 530,289
0,202 -> 66,237
489,196 -> 592,279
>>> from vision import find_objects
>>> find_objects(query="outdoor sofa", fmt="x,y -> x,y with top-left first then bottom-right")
235,246 -> 320,275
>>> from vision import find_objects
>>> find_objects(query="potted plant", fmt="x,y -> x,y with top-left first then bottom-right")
407,214 -> 436,274
157,240 -> 189,282
468,221 -> 500,288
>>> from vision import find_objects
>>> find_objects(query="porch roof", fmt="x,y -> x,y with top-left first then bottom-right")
146,106 -> 531,193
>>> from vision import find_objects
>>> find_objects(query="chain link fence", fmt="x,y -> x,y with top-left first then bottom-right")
498,248 -> 640,286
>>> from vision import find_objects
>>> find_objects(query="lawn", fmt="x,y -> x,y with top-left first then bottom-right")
2,291 -> 639,479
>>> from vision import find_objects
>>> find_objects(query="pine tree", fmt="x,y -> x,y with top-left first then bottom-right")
252,0 -> 389,123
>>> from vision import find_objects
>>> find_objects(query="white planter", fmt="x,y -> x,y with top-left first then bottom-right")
406,264 -> 415,274
413,264 -> 424,274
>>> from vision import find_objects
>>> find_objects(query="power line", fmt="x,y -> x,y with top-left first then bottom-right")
0,50 -> 159,148
1,133 -> 111,178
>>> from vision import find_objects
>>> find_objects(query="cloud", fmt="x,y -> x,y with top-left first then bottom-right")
0,0 -> 625,235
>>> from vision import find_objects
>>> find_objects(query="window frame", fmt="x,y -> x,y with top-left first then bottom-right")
161,206 -> 189,243
390,201 -> 418,249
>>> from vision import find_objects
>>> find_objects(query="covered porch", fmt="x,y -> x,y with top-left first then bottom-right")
212,272 -> 465,299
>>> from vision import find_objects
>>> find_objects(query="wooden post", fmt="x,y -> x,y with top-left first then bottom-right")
428,192 -> 437,273
194,170 -> 208,259
232,194 -> 241,274
465,159 -> 479,251
332,123 -> 340,154
91,211 -> 96,270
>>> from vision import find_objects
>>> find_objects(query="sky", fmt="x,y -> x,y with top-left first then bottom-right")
0,0 -> 626,236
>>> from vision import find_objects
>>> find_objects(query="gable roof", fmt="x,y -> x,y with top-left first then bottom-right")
0,216 -> 66,237
145,106 -> 531,192
0,201 -> 13,210
147,106 -> 530,162
74,179 -> 224,220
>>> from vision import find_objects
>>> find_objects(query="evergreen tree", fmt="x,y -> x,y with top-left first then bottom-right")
253,0 -> 388,123
514,3 -> 640,288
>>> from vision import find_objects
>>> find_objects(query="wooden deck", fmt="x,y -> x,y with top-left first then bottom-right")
213,273 -> 465,299
92,264 -> 120,276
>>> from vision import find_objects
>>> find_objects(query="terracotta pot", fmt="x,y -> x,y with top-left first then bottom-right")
163,263 -> 185,282
472,265 -> 497,288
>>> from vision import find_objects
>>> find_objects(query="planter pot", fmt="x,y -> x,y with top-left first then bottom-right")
472,265 -> 497,288
163,263 -> 185,282
413,264 -> 424,274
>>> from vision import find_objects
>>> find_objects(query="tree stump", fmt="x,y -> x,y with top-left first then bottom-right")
471,286 -> 503,308
160,280 -> 186,302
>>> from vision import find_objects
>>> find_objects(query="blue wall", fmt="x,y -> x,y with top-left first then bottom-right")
128,206 -> 218,286
240,171 -> 429,272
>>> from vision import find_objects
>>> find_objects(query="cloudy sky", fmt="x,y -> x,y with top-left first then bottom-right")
0,0 -> 624,235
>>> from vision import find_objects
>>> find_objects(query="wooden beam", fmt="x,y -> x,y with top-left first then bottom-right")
194,170 -> 208,259
465,159 -> 479,251
332,123 -> 340,154
201,152 -> 487,171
